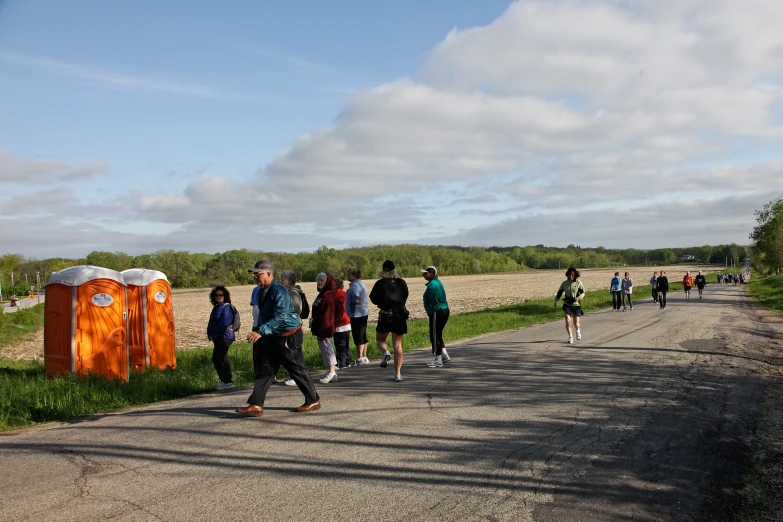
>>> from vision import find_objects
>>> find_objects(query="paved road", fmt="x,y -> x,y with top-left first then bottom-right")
1,294 -> 44,313
1,284 -> 781,521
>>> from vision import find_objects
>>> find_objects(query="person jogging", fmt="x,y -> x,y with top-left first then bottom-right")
657,271 -> 670,309
682,271 -> 694,300
694,271 -> 706,298
554,267 -> 585,344
421,266 -> 451,367
610,272 -> 622,311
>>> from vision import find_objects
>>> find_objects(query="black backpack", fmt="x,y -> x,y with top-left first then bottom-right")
229,304 -> 241,332
299,290 -> 310,319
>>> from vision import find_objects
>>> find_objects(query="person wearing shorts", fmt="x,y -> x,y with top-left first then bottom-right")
369,260 -> 409,382
694,271 -> 706,298
346,268 -> 369,365
682,271 -> 694,300
554,267 -> 585,344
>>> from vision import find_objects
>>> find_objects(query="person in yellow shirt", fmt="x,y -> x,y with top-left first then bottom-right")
682,272 -> 694,300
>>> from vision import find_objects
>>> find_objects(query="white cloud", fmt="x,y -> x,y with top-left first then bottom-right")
0,151 -> 107,184
4,0 -> 783,257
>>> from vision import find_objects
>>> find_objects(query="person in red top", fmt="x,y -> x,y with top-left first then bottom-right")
311,272 -> 338,383
682,271 -> 694,300
333,277 -> 353,369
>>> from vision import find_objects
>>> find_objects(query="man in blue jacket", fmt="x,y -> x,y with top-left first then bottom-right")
236,260 -> 320,416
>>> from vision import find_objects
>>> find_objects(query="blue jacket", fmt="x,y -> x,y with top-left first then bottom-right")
610,277 -> 621,292
256,280 -> 302,336
346,279 -> 369,318
207,303 -> 236,341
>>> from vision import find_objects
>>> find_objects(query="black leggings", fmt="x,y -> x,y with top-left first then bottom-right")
211,337 -> 233,383
612,291 -> 622,310
623,294 -> 633,308
429,308 -> 450,356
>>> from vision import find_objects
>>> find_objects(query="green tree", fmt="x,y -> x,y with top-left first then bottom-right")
750,197 -> 783,272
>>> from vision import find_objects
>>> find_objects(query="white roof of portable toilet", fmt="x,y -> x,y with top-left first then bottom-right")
121,269 -> 169,286
46,265 -> 125,287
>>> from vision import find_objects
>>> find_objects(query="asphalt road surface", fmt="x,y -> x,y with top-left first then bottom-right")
2,283 -> 781,521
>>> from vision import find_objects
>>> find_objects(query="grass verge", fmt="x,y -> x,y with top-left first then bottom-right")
1,285 -> 667,431
0,305 -> 44,349
747,274 -> 783,314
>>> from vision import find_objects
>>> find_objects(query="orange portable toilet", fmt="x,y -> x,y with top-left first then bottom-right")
44,266 -> 129,381
122,269 -> 176,370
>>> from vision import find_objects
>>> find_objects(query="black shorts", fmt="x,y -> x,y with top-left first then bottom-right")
684,285 -> 692,291
376,313 -> 407,335
350,316 -> 368,345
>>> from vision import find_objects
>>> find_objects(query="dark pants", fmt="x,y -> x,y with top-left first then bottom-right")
248,333 -> 319,407
611,291 -> 622,310
429,308 -> 450,356
623,294 -> 633,308
652,287 -> 658,302
334,331 -> 351,367
659,292 -> 667,308
211,338 -> 233,383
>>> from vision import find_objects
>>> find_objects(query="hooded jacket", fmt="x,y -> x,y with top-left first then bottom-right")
311,273 -> 337,339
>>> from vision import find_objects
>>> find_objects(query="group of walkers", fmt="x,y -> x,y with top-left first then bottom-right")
717,272 -> 746,285
205,259 -> 451,416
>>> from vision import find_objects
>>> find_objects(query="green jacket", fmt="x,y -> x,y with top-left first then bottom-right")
423,278 -> 449,316
556,279 -> 585,306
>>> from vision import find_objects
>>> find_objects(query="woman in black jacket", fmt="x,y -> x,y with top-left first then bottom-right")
369,260 -> 409,382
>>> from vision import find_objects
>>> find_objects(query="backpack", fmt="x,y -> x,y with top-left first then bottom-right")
299,290 -> 310,319
229,304 -> 241,333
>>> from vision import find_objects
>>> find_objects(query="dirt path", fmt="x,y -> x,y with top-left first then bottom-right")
1,280 -> 780,520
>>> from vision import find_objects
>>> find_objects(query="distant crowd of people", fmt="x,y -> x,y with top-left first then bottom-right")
205,259 -> 451,416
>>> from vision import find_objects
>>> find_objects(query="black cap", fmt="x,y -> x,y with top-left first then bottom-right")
382,260 -> 395,271
248,259 -> 275,273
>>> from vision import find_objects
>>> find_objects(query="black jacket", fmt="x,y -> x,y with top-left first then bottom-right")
657,276 -> 669,292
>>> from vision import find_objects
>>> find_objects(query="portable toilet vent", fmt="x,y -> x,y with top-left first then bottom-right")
44,266 -> 129,381
122,268 -> 176,370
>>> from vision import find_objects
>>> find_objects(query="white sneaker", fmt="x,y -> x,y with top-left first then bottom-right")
380,352 -> 392,368
426,358 -> 443,368
394,373 -> 403,382
567,336 -> 573,344
363,357 -> 370,364
441,353 -> 451,363
284,379 -> 296,386
319,372 -> 338,384
216,382 -> 233,390
576,330 -> 581,340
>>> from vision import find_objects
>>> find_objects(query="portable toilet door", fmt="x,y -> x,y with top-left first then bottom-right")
44,266 -> 129,381
122,269 -> 176,370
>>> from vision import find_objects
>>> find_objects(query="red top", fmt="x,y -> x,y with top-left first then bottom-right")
335,288 -> 351,328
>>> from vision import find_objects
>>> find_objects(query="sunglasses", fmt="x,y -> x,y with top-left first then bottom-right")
215,293 -> 224,297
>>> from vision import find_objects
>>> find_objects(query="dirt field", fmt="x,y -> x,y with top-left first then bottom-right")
2,265 -> 724,360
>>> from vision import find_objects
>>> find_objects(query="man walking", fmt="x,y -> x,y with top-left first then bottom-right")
657,270 -> 670,309
694,271 -> 706,298
236,260 -> 320,416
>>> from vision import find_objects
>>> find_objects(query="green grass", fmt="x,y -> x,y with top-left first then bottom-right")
1,285 -> 665,431
748,274 -> 783,314
0,304 -> 45,349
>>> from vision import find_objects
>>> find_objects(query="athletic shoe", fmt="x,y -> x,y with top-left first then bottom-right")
380,351 -> 392,368
284,379 -> 296,386
623,308 -> 626,312
362,357 -> 370,364
394,373 -> 403,382
441,353 -> 451,363
426,358 -> 443,368
319,372 -> 338,384
567,336 -> 573,344
216,382 -> 234,390
576,330 -> 581,340
630,306 -> 633,311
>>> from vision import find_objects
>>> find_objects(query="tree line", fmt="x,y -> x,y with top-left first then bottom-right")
750,196 -> 783,274
0,242 -> 747,294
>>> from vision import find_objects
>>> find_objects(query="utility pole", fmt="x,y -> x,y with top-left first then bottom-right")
36,272 -> 40,304
0,272 -> 3,304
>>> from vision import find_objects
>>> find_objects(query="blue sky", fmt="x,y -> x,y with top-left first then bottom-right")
1,0 -> 782,258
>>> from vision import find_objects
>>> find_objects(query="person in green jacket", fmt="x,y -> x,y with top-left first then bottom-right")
422,266 -> 451,367
554,266 -> 585,344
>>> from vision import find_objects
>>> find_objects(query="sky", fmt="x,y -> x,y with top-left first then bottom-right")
1,0 -> 782,259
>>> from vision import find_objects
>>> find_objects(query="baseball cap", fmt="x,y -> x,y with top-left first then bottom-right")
382,260 -> 395,271
248,259 -> 275,273
421,266 -> 437,276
